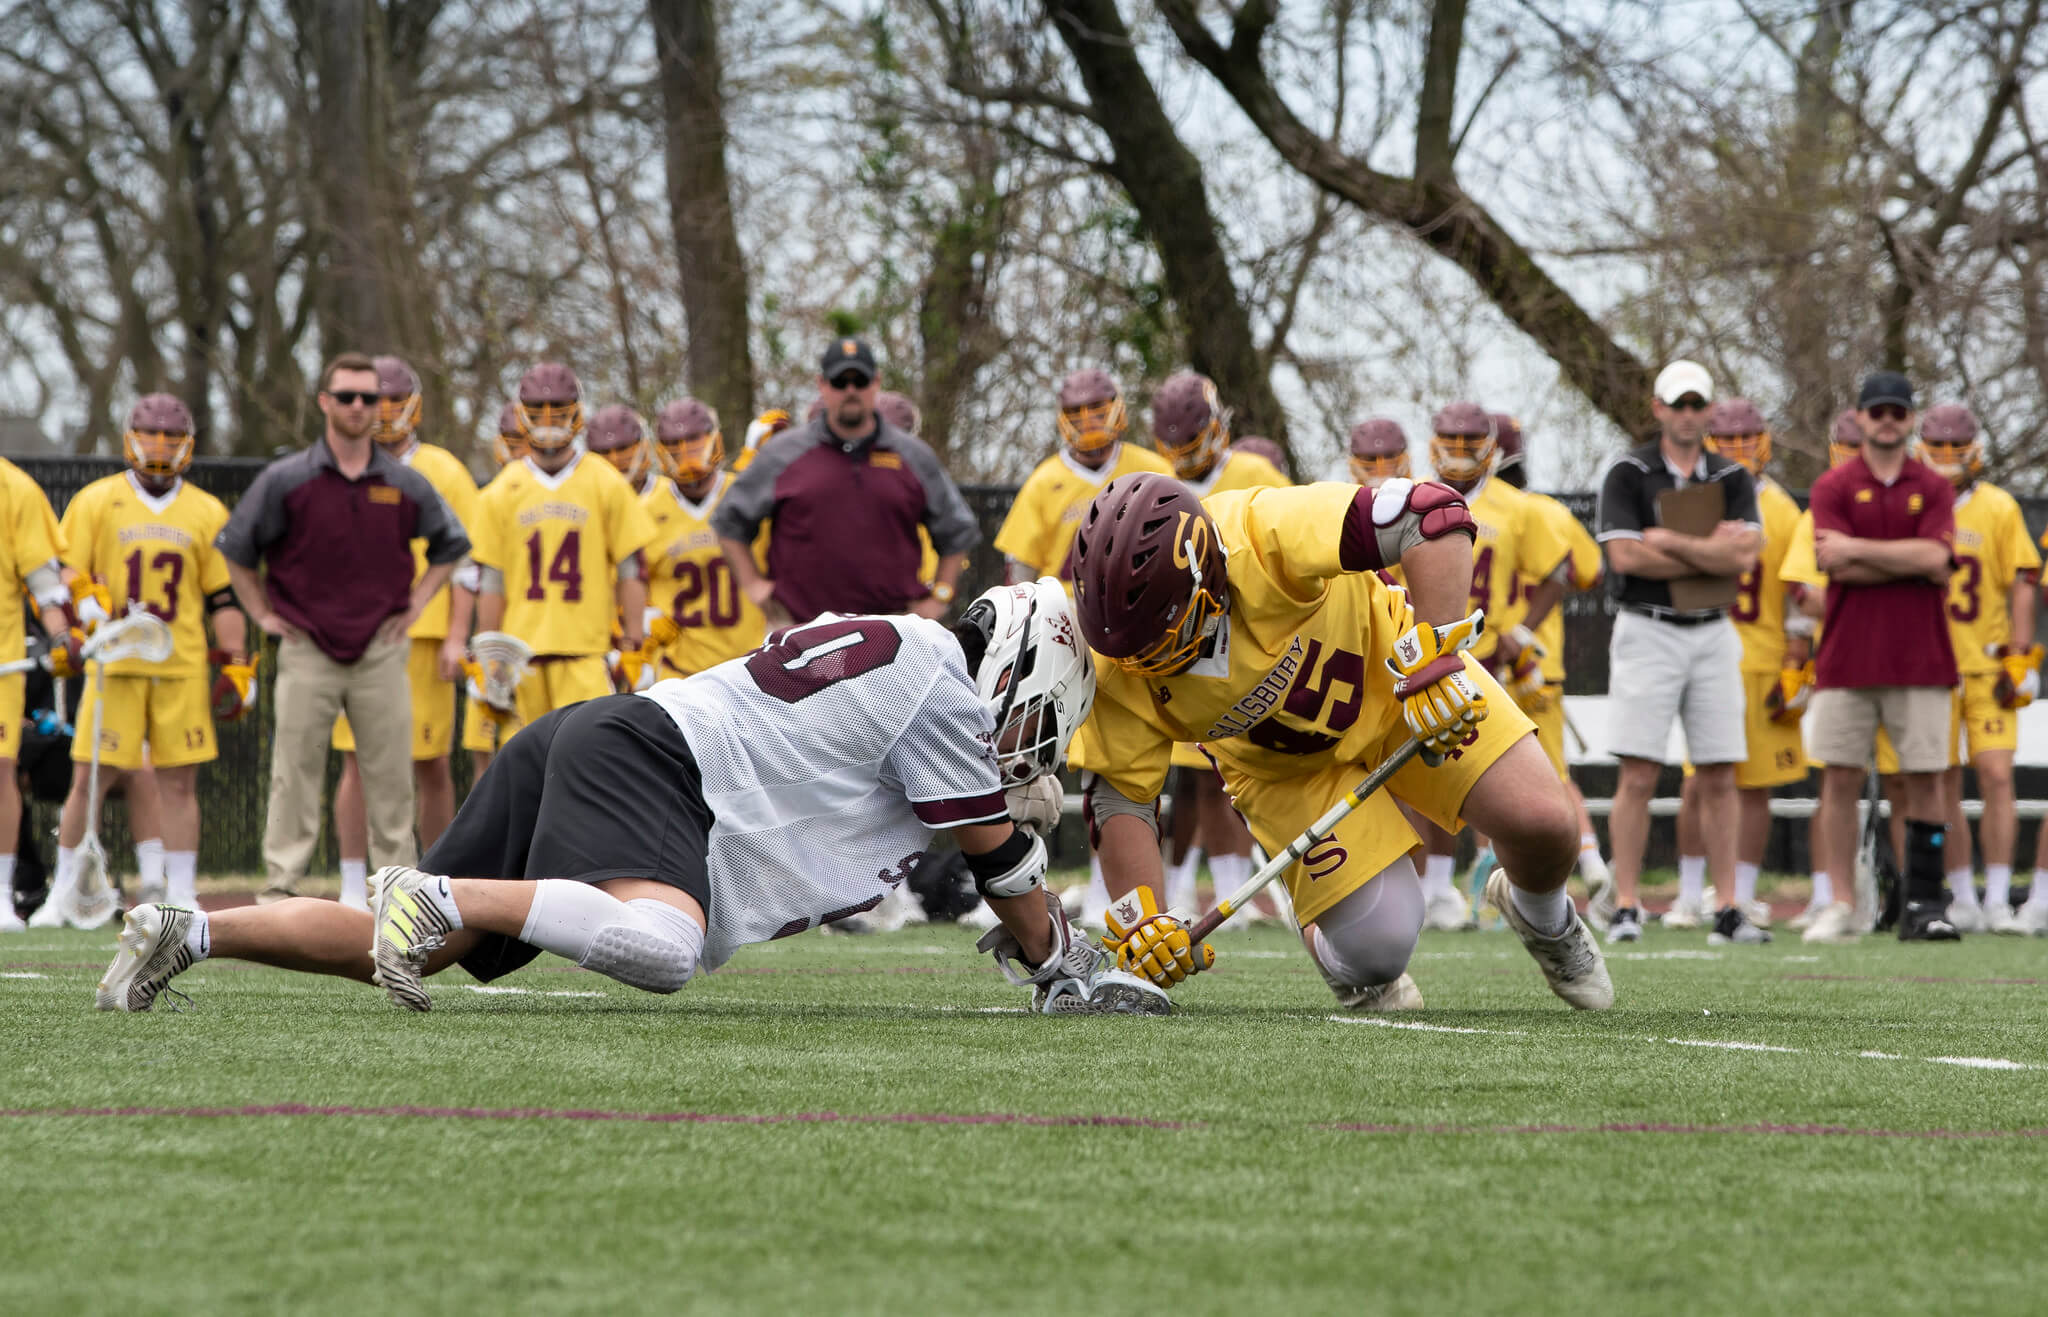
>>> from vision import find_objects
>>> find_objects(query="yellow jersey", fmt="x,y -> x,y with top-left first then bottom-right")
470,453 -> 659,657
1779,510 -> 1822,590
58,473 -> 230,678
1519,491 -> 1599,683
1186,448 -> 1289,498
397,443 -> 481,641
994,443 -> 1175,582
1947,481 -> 2040,674
1463,476 -> 1569,664
644,473 -> 767,674
1077,483 -> 1415,804
1732,477 -> 1802,672
0,459 -> 65,665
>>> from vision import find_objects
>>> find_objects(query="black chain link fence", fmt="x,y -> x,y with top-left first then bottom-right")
18,458 -> 2045,882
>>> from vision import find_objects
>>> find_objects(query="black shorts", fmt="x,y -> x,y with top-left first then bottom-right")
425,694 -> 713,982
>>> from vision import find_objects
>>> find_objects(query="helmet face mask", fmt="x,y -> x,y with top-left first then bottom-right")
655,399 -> 724,485
961,578 -> 1097,787
1348,417 -> 1411,491
123,393 -> 196,487
1058,398 -> 1127,456
371,356 -> 422,450
1348,453 -> 1411,489
586,404 -> 651,489
1828,409 -> 1864,469
516,362 -> 584,460
1150,373 -> 1230,481
1427,403 -> 1496,484
1703,432 -> 1771,474
1917,404 -> 1982,488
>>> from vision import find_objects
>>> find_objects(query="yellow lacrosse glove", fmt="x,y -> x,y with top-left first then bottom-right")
462,660 -> 516,722
1385,609 -> 1489,757
70,577 -> 112,633
1995,644 -> 2042,710
644,610 -> 680,650
1100,885 -> 1212,988
1766,662 -> 1814,724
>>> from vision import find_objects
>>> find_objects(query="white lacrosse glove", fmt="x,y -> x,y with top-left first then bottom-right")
1004,775 -> 1063,837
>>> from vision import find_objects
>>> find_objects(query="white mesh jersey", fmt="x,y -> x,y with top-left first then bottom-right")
640,612 -> 1009,969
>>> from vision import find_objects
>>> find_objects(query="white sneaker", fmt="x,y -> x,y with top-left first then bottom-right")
1947,901 -> 1986,934
97,903 -> 200,1012
1742,899 -> 1772,929
1801,900 -> 1861,945
1985,904 -> 2023,935
2016,901 -> 2048,936
1605,908 -> 1643,944
1332,972 -> 1425,1012
1422,886 -> 1471,932
26,885 -> 71,929
1660,894 -> 1706,930
1484,872 -> 1613,1010
865,884 -> 927,933
0,909 -> 25,933
1787,902 -> 1825,932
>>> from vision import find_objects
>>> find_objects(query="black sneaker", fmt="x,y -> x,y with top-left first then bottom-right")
1605,907 -> 1642,944
1898,900 -> 1961,942
1708,905 -> 1771,945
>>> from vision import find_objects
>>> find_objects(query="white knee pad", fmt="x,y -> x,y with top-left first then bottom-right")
1308,855 -> 1424,988
519,880 -> 704,994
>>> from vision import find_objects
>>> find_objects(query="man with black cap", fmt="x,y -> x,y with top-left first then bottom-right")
714,337 -> 980,625
1803,371 -> 1962,942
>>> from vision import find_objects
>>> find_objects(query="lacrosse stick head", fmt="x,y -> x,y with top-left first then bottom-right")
469,631 -> 534,710
83,609 -> 174,665
63,835 -> 119,929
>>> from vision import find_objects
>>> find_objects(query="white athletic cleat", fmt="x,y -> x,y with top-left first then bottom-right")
2015,901 -> 2048,936
1585,871 -> 1618,934
1801,900 -> 1861,945
1485,871 -> 1613,1010
1787,902 -> 1825,932
1605,908 -> 1642,943
1660,893 -> 1706,930
1081,967 -> 1173,1015
1742,899 -> 1772,929
1332,972 -> 1425,1012
1946,901 -> 1986,934
26,890 -> 70,930
1422,887 -> 1471,932
97,904 -> 199,1012
370,866 -> 454,1012
0,909 -> 26,933
1985,904 -> 2023,936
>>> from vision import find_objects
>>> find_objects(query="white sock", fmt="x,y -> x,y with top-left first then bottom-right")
1677,855 -> 1706,905
1165,847 -> 1202,913
1509,882 -> 1572,937
2028,870 -> 2048,909
1985,865 -> 2012,910
1422,853 -> 1456,901
1809,871 -> 1833,909
48,847 -> 78,899
0,853 -> 12,907
1208,853 -> 1251,905
184,911 -> 211,960
1083,855 -> 1109,912
1577,836 -> 1610,884
339,859 -> 369,907
135,839 -> 165,893
1734,862 -> 1759,906
166,852 -> 198,906
413,873 -> 464,928
1948,867 -> 1979,904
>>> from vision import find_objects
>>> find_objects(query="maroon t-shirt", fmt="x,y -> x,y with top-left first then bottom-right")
1809,454 -> 1956,690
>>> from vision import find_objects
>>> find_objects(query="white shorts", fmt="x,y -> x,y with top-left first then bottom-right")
1605,610 -> 1747,766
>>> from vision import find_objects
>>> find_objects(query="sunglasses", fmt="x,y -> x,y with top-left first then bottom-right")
1864,403 -> 1910,422
827,373 -> 872,392
1666,396 -> 1710,412
326,390 -> 379,407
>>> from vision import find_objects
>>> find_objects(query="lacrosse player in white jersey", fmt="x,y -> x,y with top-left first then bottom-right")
96,579 -> 1164,1016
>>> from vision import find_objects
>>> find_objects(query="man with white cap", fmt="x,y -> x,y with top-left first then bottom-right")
1593,360 -> 1764,944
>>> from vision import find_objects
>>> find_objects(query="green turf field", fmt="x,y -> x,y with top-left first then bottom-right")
8,917 -> 2048,1315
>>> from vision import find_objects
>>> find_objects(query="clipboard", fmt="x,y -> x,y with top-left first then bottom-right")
1655,480 -> 1739,612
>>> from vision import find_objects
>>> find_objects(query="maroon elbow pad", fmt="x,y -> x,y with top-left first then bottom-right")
1341,480 -> 1478,571
1409,481 -> 1477,540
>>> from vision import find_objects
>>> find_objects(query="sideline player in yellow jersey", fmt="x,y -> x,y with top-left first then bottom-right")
328,357 -> 480,909
1667,399 -> 1810,930
469,363 -> 658,726
453,403 -> 529,777
1143,373 -> 1288,920
31,394 -> 248,928
1492,414 -> 1617,922
1071,473 -> 1611,1012
991,370 -> 1174,927
638,398 -> 766,676
1411,403 -> 1568,930
728,409 -> 792,476
1914,404 -> 2040,933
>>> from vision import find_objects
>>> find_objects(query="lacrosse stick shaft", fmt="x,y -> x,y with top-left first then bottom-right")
1186,737 -> 1426,944
0,657 -> 44,676
1562,705 -> 1588,756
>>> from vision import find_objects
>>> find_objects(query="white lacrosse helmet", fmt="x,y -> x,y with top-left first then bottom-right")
961,577 -> 1097,788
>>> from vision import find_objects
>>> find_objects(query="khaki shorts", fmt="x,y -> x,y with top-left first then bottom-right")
1808,685 -> 1951,774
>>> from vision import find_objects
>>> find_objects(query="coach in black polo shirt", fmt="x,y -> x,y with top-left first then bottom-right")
1593,359 -> 1763,945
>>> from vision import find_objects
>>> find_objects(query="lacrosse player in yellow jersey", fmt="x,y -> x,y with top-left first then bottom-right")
1142,372 -> 1288,918
469,363 -> 658,726
325,358 -> 481,908
453,403 -> 529,777
1912,404 -> 2040,933
32,394 -> 247,928
1492,414 -> 1617,923
1410,403 -> 1568,930
639,398 -> 766,676
1663,400 -> 1812,930
1071,473 -> 1610,1013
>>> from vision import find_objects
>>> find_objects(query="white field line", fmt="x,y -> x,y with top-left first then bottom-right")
1328,1017 -> 2039,1070
0,971 -> 48,979
463,986 -> 606,998
1328,1016 -> 1527,1036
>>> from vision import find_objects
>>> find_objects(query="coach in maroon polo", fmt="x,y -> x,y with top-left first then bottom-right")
218,352 -> 470,904
1805,371 -> 1960,942
714,337 -> 980,625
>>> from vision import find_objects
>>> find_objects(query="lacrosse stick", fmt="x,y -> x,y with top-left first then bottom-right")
61,609 -> 174,928
1186,737 -> 1427,943
464,631 -> 534,720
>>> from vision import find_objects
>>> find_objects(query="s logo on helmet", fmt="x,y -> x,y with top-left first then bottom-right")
1170,511 -> 1210,569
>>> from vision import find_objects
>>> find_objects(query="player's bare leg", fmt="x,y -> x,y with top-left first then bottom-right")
1457,734 -> 1612,1008
154,764 -> 199,906
1672,772 -> 1708,926
0,757 -> 21,931
1607,753 -> 1661,939
1690,762 -> 1747,937
334,752 -> 370,909
415,754 -> 454,851
1939,765 -> 1979,928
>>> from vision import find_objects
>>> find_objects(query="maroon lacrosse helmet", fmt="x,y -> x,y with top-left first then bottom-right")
1057,368 -> 1127,455
1232,435 -> 1286,475
1918,403 -> 1982,487
1490,413 -> 1524,466
1429,401 -> 1496,483
655,398 -> 725,484
371,355 -> 422,449
1348,417 -> 1411,489
1070,472 -> 1229,676
516,362 -> 584,453
877,390 -> 921,435
492,401 -> 528,467
124,393 -> 196,483
1704,398 -> 1771,474
1150,371 -> 1230,480
586,404 -> 650,487
1828,408 -> 1864,467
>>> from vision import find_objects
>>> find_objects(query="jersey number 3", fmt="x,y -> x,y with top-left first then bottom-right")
745,619 -> 902,703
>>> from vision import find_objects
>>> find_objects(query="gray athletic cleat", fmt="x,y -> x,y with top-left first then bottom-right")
1333,972 -> 1424,1012
370,866 -> 455,1012
1485,871 -> 1614,1010
98,903 -> 199,1012
1081,967 -> 1173,1015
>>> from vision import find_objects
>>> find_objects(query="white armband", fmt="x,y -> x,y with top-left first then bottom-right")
477,565 -> 505,596
26,562 -> 68,610
452,559 -> 482,593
